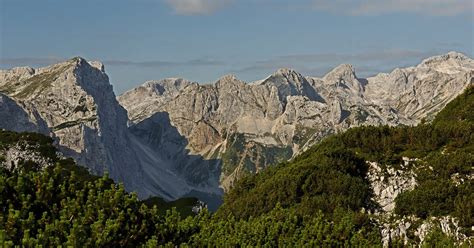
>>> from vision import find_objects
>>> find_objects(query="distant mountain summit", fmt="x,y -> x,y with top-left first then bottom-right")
1,52 -> 473,205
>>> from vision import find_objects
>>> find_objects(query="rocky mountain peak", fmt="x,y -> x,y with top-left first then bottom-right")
215,74 -> 244,89
88,61 -> 105,72
258,68 -> 320,103
219,74 -> 238,81
64,57 -> 89,70
275,67 -> 298,75
270,68 -> 306,83
420,51 -> 470,65
323,64 -> 357,83
62,57 -> 106,76
322,64 -> 364,95
145,78 -> 192,95
417,52 -> 474,74
0,57 -> 156,200
3,53 -> 473,208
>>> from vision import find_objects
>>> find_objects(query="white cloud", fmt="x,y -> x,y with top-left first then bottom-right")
165,0 -> 232,15
312,0 -> 473,16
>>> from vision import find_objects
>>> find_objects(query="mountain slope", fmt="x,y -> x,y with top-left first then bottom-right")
119,52 -> 474,191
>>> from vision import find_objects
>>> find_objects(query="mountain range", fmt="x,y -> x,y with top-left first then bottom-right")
1,52 -> 473,208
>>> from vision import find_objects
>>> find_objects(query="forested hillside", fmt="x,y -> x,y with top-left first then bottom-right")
220,86 -> 473,245
1,86 -> 472,246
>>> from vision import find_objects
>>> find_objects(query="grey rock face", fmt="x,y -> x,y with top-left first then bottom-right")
1,58 -> 140,190
0,93 -> 41,133
0,58 -> 218,201
364,51 -> 474,121
119,52 -> 474,191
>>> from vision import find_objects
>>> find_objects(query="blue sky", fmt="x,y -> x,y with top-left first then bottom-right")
1,0 -> 473,94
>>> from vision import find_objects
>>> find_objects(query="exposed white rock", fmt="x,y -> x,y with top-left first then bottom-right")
368,157 -> 473,247
367,159 -> 418,212
0,141 -> 55,171
364,51 -> 474,122
377,215 -> 472,247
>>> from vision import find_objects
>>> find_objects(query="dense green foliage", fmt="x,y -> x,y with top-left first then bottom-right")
395,87 -> 474,233
143,196 -> 201,217
0,130 -> 382,246
0,87 -> 472,246
189,206 -> 381,247
0,158 -> 382,246
219,147 -> 372,219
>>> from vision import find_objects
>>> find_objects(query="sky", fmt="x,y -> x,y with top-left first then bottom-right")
0,0 -> 473,94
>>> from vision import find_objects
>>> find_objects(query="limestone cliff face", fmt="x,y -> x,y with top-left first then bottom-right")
364,52 -> 474,121
0,58 -> 221,202
1,58 -> 140,187
119,52 -> 474,190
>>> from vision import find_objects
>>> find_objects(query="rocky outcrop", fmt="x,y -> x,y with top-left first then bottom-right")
367,158 -> 418,212
119,52 -> 474,190
0,141 -> 55,171
367,158 -> 473,247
